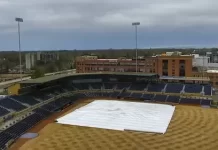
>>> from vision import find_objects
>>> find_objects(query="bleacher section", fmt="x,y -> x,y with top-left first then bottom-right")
165,83 -> 183,93
141,94 -> 154,100
147,83 -> 165,92
184,84 -> 203,93
204,85 -> 212,95
0,82 -> 213,150
0,107 -> 10,118
10,95 -> 39,106
166,96 -> 180,103
154,95 -> 167,102
129,83 -> 147,91
0,98 -> 27,112
104,83 -> 115,89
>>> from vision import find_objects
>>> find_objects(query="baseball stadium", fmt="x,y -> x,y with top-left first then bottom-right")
0,72 -> 218,150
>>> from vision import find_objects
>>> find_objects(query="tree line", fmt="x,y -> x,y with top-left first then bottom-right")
0,48 -> 217,78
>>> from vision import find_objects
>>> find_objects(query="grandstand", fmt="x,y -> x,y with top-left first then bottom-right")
0,72 -> 216,150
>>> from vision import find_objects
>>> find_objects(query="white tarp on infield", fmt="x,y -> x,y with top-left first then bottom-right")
57,100 -> 175,134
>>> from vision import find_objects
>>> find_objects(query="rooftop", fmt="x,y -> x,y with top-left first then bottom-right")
207,70 -> 218,73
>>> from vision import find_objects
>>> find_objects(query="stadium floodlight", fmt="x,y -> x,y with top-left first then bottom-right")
15,17 -> 24,81
132,22 -> 140,73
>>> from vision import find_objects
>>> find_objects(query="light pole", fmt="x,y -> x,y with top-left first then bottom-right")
15,17 -> 23,81
132,22 -> 140,73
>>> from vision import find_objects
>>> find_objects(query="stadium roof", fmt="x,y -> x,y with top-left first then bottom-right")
20,74 -> 72,84
20,72 -> 158,84
160,76 -> 210,81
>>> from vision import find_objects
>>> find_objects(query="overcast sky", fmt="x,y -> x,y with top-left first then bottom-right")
1,0 -> 218,50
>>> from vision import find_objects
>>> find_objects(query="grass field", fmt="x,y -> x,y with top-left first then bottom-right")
10,99 -> 218,150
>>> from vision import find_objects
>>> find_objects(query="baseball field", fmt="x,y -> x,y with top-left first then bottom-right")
9,99 -> 218,150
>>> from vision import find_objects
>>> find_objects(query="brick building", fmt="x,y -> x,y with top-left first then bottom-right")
156,55 -> 193,77
76,53 -> 193,78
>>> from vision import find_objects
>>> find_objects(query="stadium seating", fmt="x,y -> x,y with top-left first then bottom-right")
20,114 -> 43,127
10,95 -> 39,106
0,131 -> 14,150
118,92 -> 131,98
184,84 -> 203,93
141,94 -> 154,100
116,83 -> 131,90
102,92 -> 112,97
34,108 -> 52,118
180,98 -> 201,105
165,83 -> 183,93
0,107 -> 10,118
0,80 -> 214,150
130,93 -> 143,99
166,96 -> 180,103
129,83 -> 147,91
0,98 -> 27,111
204,85 -> 212,96
90,83 -> 102,89
110,91 -> 120,98
153,95 -> 167,102
104,83 -> 115,89
41,103 -> 57,112
147,83 -> 165,92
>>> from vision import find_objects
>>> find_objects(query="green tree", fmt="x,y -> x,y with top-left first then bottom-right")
31,67 -> 45,79
46,63 -> 58,73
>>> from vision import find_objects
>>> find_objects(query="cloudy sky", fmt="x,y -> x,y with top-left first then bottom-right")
1,0 -> 218,50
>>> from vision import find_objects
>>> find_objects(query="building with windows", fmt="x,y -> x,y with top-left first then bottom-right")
156,55 -> 193,77
25,52 -> 59,69
76,53 -> 193,77
76,56 -> 157,73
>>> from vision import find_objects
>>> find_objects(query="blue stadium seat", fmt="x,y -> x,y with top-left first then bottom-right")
204,85 -> 212,96
34,108 -> 52,118
166,96 -> 180,103
141,94 -> 154,100
129,83 -> 147,91
102,92 -> 112,97
147,83 -> 165,92
184,84 -> 203,93
0,98 -> 27,111
0,106 -> 10,117
104,83 -> 115,89
10,95 -> 39,106
119,92 -> 131,98
116,83 -> 131,90
165,83 -> 183,93
90,83 -> 102,89
21,113 -> 44,127
180,98 -> 201,105
153,95 -> 167,102
41,103 -> 57,112
110,91 -> 120,98
130,93 -> 143,99
0,131 -> 14,150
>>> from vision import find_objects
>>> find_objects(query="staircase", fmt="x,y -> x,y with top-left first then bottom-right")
162,84 -> 168,93
181,84 -> 185,94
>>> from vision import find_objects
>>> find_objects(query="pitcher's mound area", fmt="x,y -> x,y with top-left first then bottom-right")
57,100 -> 175,134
